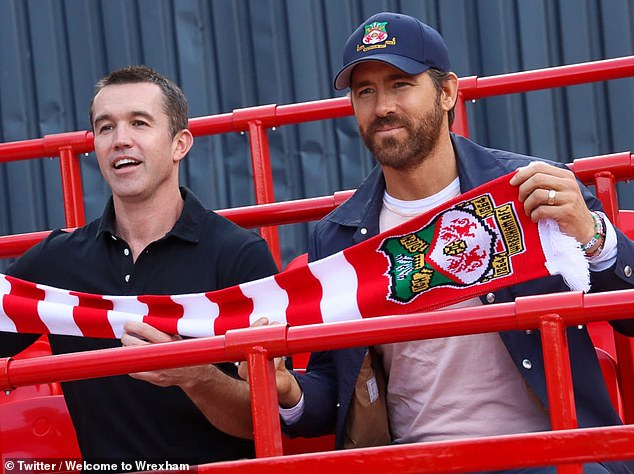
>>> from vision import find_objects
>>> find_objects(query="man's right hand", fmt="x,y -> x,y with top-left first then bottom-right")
237,317 -> 303,408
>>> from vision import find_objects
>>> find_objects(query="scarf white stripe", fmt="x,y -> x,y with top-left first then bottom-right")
38,286 -> 82,336
0,276 -> 16,333
311,252 -> 362,323
173,294 -> 218,338
241,276 -> 289,326
105,295 -> 148,316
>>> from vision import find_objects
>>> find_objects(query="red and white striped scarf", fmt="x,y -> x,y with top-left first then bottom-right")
0,172 -> 588,339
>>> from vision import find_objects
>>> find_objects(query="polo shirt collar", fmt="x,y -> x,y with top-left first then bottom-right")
96,186 -> 205,244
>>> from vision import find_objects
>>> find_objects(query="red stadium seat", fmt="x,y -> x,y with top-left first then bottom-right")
595,347 -> 624,420
0,336 -> 62,405
0,395 -> 80,468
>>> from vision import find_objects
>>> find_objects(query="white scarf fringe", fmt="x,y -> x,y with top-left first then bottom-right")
539,218 -> 590,292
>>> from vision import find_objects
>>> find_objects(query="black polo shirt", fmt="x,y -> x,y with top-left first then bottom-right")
2,187 -> 279,465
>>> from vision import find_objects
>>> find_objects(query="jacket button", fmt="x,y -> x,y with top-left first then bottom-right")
486,293 -> 495,303
336,403 -> 341,408
625,266 -> 632,278
522,359 -> 532,369
360,228 -> 368,235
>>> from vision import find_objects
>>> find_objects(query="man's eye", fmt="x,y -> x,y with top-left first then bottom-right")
132,120 -> 148,127
357,88 -> 373,97
98,124 -> 113,134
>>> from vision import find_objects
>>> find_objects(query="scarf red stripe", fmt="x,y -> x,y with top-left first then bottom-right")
71,292 -> 115,338
277,265 -> 323,326
212,286 -> 253,336
3,276 -> 49,334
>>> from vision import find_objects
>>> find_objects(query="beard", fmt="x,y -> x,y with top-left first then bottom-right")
359,96 -> 445,171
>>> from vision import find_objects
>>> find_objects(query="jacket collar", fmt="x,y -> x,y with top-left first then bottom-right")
327,134 -> 512,239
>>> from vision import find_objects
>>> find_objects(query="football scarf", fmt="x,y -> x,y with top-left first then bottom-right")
0,172 -> 589,339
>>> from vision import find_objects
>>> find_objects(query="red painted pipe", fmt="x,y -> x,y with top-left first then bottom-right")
196,425 -> 634,474
3,289 -> 634,391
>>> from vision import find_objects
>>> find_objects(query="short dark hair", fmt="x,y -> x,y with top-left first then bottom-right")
427,68 -> 455,128
89,65 -> 189,139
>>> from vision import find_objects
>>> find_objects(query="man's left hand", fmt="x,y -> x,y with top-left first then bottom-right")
509,161 -> 595,245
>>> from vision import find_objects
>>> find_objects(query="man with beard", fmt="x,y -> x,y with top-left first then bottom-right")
264,11 -> 634,474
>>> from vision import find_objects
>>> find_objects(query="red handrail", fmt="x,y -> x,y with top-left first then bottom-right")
200,426 -> 634,473
0,150 -> 631,259
2,289 -> 634,471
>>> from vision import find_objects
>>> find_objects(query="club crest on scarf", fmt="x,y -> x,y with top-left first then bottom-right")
379,194 -> 525,304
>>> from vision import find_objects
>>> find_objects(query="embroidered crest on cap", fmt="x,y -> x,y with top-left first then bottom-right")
357,21 -> 396,53
363,21 -> 389,45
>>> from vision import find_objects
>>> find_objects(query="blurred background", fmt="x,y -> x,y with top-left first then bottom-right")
0,0 -> 632,266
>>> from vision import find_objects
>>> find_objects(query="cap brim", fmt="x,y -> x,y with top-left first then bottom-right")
333,54 -> 431,90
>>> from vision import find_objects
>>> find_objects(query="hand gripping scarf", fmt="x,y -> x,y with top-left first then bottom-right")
0,172 -> 589,339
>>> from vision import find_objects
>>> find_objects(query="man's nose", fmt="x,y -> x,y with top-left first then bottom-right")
375,91 -> 397,117
113,126 -> 132,149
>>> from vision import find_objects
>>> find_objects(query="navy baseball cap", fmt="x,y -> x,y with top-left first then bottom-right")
334,12 -> 450,90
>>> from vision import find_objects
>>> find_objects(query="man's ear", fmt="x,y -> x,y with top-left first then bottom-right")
172,129 -> 194,163
441,72 -> 459,112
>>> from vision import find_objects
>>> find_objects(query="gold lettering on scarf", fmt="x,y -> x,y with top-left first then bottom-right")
470,196 -> 494,217
491,253 -> 511,277
399,234 -> 429,253
495,204 -> 524,255
411,268 -> 433,293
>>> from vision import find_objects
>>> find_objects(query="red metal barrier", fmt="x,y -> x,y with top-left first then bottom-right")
1,290 -> 634,471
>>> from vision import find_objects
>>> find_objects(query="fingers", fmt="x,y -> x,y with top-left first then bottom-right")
510,161 -> 596,242
237,360 -> 248,381
511,163 -> 571,206
509,161 -> 570,187
121,320 -> 179,346
237,355 -> 287,382
250,317 -> 270,328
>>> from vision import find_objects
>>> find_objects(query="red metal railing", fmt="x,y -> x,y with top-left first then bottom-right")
1,56 -> 634,472
2,290 -> 634,472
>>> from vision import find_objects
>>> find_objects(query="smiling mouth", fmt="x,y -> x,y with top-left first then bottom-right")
113,157 -> 141,169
